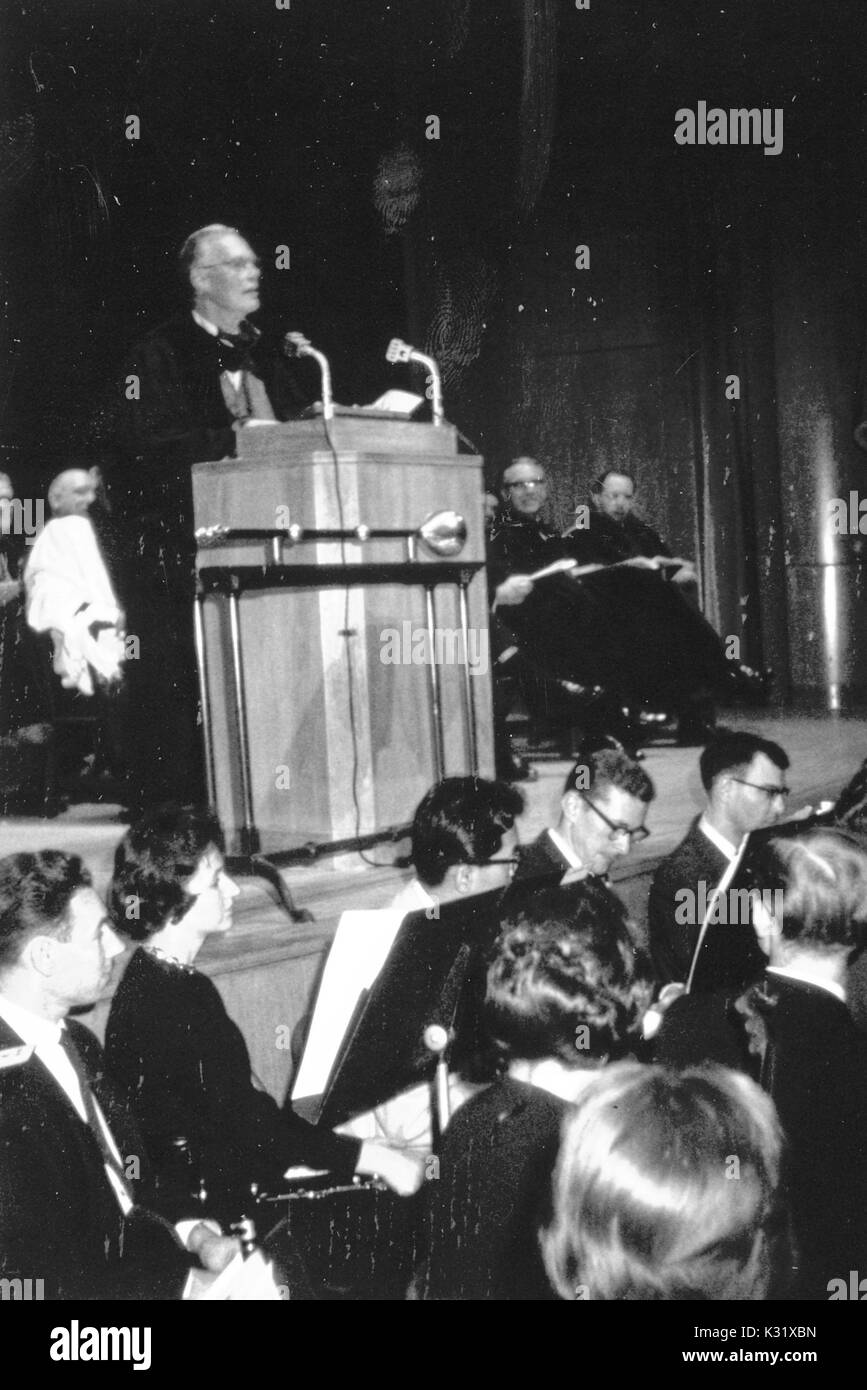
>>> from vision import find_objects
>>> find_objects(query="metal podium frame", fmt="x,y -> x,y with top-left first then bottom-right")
193,531 -> 485,921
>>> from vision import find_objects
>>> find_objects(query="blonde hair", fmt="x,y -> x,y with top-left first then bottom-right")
768,828 -> 867,949
542,1062 -> 791,1301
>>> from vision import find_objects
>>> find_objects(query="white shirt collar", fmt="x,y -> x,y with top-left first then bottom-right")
767,963 -> 846,1004
0,993 -> 62,1049
390,877 -> 437,914
0,995 -> 133,1215
547,826 -> 583,871
509,1057 -> 601,1102
698,815 -> 743,863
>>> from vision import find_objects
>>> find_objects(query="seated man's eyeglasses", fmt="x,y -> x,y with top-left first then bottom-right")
580,794 -> 650,844
729,778 -> 790,801
506,479 -> 546,491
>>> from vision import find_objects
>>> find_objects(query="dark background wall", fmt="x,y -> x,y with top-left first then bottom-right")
2,0 -> 866,699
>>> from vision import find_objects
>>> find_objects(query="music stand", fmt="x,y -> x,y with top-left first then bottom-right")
313,886 -> 505,1132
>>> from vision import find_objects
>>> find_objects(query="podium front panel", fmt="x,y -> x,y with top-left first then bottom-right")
192,423 -> 494,856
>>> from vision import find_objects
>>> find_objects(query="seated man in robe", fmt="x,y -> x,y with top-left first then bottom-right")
487,456 -> 643,759
491,457 -> 766,753
568,468 -> 698,589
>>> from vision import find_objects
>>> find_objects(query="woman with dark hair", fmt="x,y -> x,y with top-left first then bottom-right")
104,805 -> 421,1224
416,883 -> 651,1300
542,1062 -> 793,1301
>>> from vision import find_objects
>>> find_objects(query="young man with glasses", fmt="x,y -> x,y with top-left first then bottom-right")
648,729 -> 791,987
515,748 -> 655,889
508,749 -> 654,998
116,224 -> 310,809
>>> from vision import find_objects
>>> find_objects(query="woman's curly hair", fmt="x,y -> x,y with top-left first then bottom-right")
484,885 -> 652,1066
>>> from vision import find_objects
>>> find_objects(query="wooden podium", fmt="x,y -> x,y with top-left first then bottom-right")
191,418 -> 494,859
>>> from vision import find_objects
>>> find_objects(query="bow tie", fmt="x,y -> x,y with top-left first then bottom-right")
215,322 -> 260,372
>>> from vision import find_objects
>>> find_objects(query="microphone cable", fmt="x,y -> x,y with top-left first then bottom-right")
318,409 -> 398,868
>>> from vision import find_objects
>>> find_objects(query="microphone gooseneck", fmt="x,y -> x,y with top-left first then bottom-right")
283,331 -> 333,420
385,338 -> 444,426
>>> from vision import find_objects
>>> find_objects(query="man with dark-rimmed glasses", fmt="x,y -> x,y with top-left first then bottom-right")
515,747 -> 655,889
649,729 -> 791,988
509,748 -> 655,977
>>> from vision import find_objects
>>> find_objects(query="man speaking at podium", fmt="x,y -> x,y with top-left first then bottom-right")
117,225 -> 309,809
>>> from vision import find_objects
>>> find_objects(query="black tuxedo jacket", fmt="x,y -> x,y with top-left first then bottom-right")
507,841 -> 647,980
656,969 -> 867,1297
649,821 -> 764,991
752,972 -> 867,1298
0,1014 -> 189,1300
514,829 -> 572,886
649,821 -> 727,983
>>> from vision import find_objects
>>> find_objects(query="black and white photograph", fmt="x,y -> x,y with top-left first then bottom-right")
1,0 -> 867,1349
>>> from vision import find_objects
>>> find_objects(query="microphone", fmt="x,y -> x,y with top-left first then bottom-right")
422,1024 -> 452,1136
283,331 -> 315,359
385,338 -> 444,426
283,331 -> 334,420
423,1024 -> 450,1055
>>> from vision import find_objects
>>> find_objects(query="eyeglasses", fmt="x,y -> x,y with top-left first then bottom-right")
506,479 -> 546,491
729,778 -> 791,800
198,256 -> 262,273
472,857 -> 520,878
580,795 -> 650,844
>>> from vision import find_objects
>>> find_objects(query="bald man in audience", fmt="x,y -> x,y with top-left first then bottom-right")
25,469 -> 124,698
47,468 -> 99,518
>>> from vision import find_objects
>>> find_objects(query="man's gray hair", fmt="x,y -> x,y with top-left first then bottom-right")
178,224 -> 240,282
